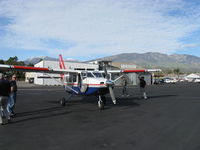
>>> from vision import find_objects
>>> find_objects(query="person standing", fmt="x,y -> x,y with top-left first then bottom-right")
0,73 -> 11,125
121,76 -> 129,97
139,76 -> 147,99
7,74 -> 17,116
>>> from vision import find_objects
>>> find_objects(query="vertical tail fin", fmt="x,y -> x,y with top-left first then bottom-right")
59,54 -> 66,80
59,54 -> 66,69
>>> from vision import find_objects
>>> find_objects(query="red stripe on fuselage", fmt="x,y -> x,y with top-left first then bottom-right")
64,83 -> 106,86
123,70 -> 145,73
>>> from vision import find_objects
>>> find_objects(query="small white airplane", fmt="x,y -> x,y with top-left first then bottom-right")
0,55 -> 149,109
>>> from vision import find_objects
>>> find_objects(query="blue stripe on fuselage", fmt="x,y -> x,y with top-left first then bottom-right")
71,87 -> 103,95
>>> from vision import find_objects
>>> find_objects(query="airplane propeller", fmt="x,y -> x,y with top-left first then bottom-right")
103,64 -> 117,104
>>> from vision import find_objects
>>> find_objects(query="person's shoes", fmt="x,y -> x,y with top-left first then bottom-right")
1,122 -> 6,125
8,118 -> 11,123
10,113 -> 16,117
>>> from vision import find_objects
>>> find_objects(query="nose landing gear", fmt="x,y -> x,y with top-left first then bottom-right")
97,95 -> 106,110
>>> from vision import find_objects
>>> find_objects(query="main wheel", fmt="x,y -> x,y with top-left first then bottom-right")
60,97 -> 66,106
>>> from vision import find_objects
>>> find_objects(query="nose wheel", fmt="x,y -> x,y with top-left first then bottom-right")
98,95 -> 106,110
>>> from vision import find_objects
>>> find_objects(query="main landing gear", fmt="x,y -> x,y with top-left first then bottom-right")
60,94 -> 73,106
60,97 -> 66,106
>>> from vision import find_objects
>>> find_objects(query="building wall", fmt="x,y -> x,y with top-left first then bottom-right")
25,72 -> 36,82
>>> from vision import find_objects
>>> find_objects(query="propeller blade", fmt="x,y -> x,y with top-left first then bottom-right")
109,86 -> 116,104
103,65 -> 109,79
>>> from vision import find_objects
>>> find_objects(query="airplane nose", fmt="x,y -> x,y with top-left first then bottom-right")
106,80 -> 114,86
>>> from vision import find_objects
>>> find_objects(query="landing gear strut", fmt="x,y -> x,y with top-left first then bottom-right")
60,93 -> 73,107
98,95 -> 106,110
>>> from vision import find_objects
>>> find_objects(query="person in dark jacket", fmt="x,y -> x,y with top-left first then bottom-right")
139,76 -> 147,99
121,76 -> 129,97
0,73 -> 11,125
7,74 -> 17,116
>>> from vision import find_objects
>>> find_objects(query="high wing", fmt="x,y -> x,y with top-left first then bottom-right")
106,69 -> 145,73
0,64 -> 80,74
105,69 -> 162,73
101,69 -> 162,82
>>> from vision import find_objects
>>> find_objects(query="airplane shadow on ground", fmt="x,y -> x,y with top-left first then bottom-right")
9,106 -> 70,124
147,94 -> 178,100
16,106 -> 66,117
47,96 -> 141,108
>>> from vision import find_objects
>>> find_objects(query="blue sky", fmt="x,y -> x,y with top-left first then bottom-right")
0,0 -> 200,61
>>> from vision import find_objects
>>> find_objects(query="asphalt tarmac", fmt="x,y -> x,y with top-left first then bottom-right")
1,83 -> 200,150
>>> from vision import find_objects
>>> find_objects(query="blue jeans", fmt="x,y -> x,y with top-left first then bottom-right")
7,92 -> 17,114
0,96 -> 10,124
122,86 -> 128,95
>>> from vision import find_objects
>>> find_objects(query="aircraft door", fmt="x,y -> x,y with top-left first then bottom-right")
65,73 -> 77,88
79,72 -> 88,93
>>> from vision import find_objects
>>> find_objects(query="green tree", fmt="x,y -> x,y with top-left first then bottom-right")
5,56 -> 18,65
173,68 -> 180,77
5,56 -> 25,80
0,59 -> 4,64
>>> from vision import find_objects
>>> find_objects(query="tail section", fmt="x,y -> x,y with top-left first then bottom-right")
59,54 -> 66,80
59,54 -> 66,69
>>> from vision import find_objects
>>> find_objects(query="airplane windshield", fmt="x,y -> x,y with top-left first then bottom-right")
87,72 -> 95,78
93,73 -> 103,78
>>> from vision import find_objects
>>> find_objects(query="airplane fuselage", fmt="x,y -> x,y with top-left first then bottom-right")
64,77 -> 110,95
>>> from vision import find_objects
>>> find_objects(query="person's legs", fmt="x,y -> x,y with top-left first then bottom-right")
0,96 -> 10,124
122,86 -> 125,95
7,93 -> 15,115
124,86 -> 129,96
2,101 -> 10,121
7,96 -> 11,115
13,92 -> 17,103
143,92 -> 147,99
140,88 -> 143,99
143,88 -> 147,99
0,96 -> 4,124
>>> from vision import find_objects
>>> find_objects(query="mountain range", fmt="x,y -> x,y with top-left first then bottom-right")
93,52 -> 200,72
24,52 -> 200,73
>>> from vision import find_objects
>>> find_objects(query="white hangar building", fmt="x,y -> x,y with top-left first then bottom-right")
25,60 -> 98,85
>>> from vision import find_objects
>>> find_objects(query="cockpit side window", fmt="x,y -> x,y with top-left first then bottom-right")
81,72 -> 87,79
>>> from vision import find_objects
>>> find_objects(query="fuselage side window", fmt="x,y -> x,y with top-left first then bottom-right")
66,74 -> 77,82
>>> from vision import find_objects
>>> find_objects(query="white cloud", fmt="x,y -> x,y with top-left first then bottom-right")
0,0 -> 200,59
180,43 -> 199,48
